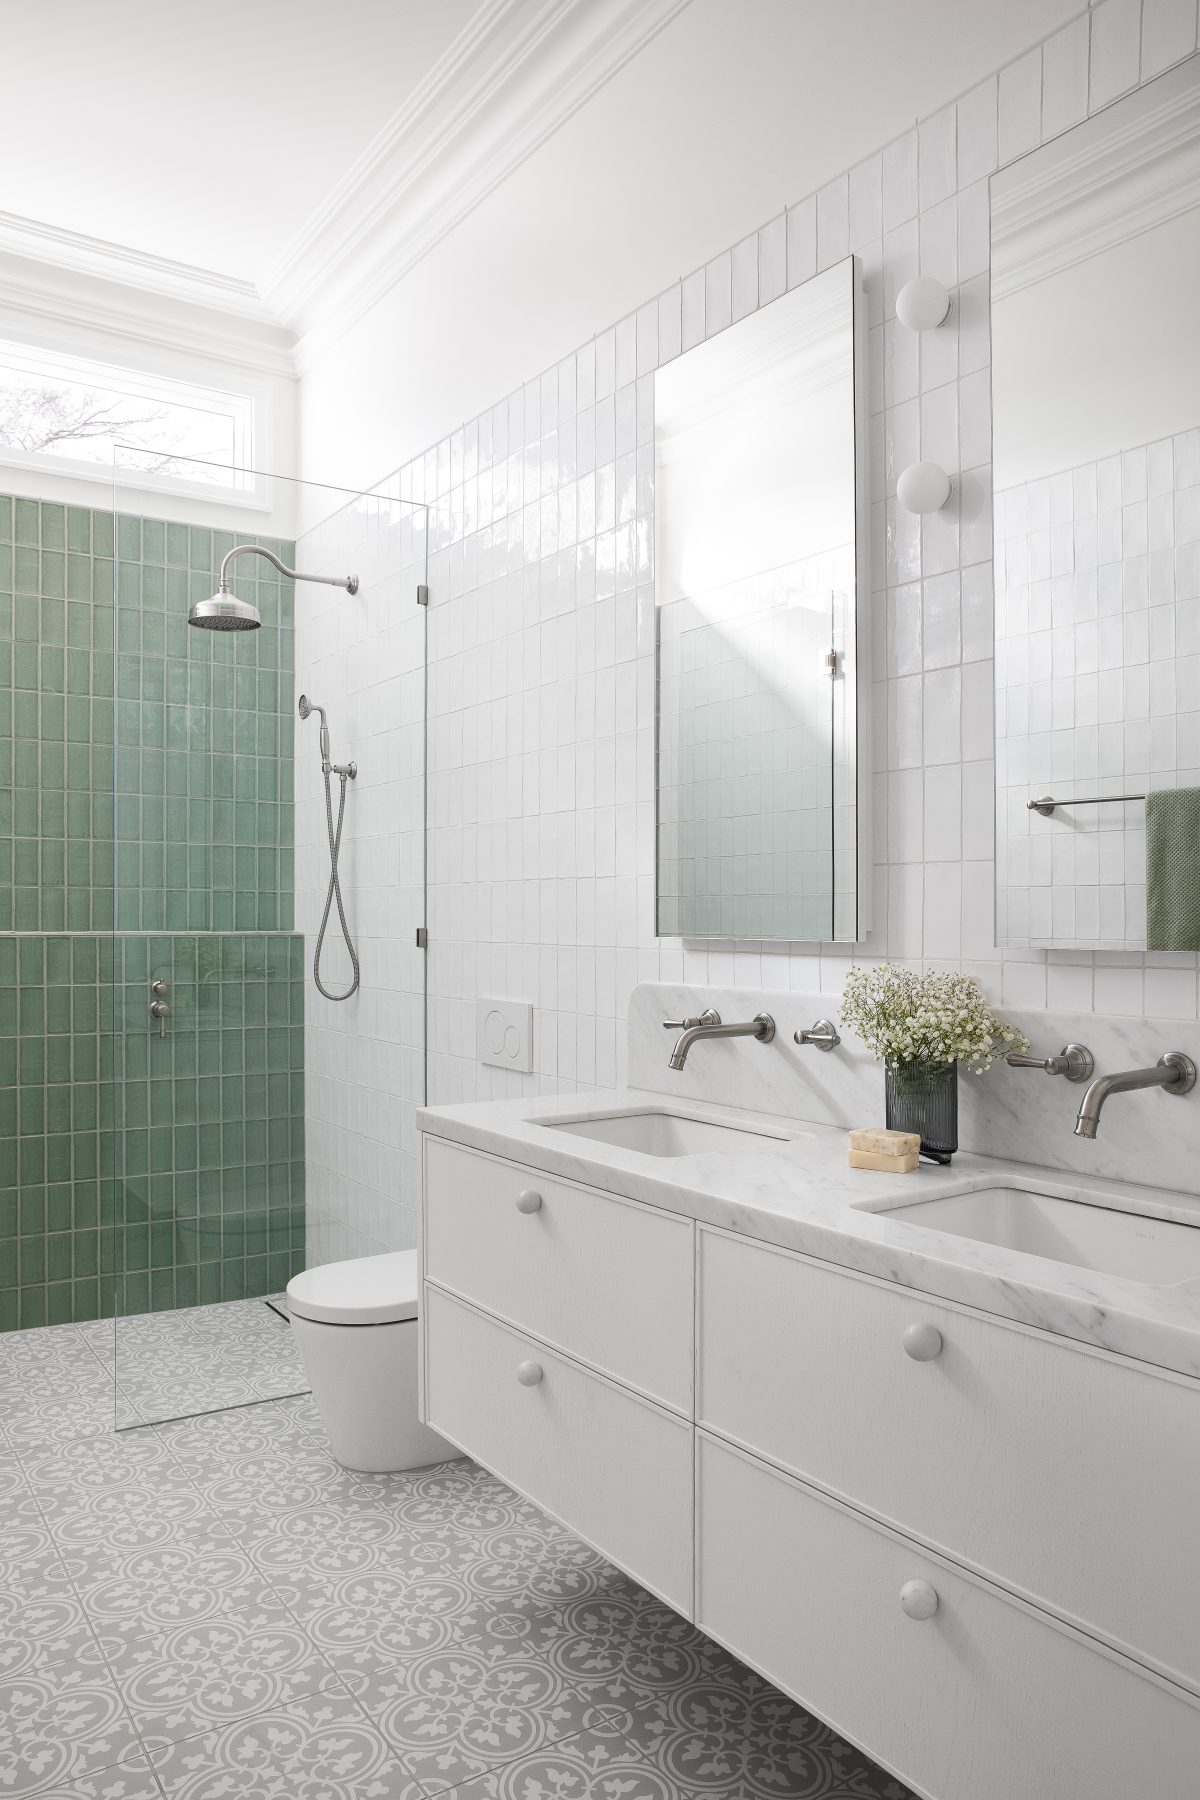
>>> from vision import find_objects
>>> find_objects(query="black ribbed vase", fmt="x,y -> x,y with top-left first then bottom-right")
885,1060 -> 958,1164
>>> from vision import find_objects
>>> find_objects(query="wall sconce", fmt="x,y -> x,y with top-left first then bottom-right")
896,275 -> 951,332
897,461 -> 951,514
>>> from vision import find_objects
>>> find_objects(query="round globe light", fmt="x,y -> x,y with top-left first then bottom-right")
896,275 -> 951,332
897,461 -> 951,515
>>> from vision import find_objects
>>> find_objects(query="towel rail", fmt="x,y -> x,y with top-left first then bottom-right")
1027,793 -> 1145,817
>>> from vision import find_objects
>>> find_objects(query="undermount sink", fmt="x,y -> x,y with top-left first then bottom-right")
541,1109 -> 793,1158
874,1187 -> 1200,1286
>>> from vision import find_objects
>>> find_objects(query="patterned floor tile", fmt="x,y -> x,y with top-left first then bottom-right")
1,1307 -> 914,1799
0,1659 -> 143,1799
14,1773 -> 164,1800
110,1616 -> 340,1751
350,1626 -> 632,1795
143,1683 -> 422,1798
617,1684 -> 915,1799
275,1562 -> 552,1677
66,1538 -> 293,1655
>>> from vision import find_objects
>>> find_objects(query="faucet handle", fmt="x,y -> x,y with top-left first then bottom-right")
1006,1043 -> 1094,1083
663,1008 -> 720,1030
794,1018 -> 841,1052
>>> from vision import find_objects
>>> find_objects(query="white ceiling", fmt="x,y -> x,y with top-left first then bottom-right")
0,0 -> 481,283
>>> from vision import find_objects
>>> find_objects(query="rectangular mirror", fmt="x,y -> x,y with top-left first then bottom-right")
654,257 -> 870,942
993,58 -> 1200,951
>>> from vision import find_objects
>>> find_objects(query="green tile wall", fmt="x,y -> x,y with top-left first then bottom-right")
0,495 -> 305,1331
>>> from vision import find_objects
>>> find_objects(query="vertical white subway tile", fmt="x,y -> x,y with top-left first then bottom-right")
957,77 -> 998,186
732,233 -> 758,320
681,269 -> 705,350
1090,0 -> 1142,109
758,213 -> 787,304
1042,14 -> 1091,138
1141,0 -> 1198,74
882,128 -> 919,229
786,195 -> 817,289
704,250 -> 733,336
998,47 -> 1042,164
848,154 -> 883,250
658,284 -> 682,364
817,174 -> 850,268
918,104 -> 957,210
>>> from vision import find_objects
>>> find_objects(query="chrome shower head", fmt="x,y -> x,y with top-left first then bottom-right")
298,694 -> 331,770
188,544 -> 358,633
188,586 -> 262,631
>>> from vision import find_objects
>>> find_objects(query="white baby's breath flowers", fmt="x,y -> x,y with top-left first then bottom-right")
840,965 -> 1030,1074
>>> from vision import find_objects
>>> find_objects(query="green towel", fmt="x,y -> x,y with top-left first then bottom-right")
1146,788 -> 1200,951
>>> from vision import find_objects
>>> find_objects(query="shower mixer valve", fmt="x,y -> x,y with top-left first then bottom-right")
149,978 -> 170,1039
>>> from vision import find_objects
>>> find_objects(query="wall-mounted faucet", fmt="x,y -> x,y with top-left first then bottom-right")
794,1019 -> 841,1052
1006,1043 -> 1094,1082
664,1008 -> 775,1071
1073,1052 -> 1196,1139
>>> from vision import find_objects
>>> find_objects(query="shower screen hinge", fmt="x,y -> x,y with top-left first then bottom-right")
824,648 -> 839,676
415,927 -> 428,949
417,584 -> 429,607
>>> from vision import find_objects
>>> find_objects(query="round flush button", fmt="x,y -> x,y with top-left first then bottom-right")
484,1009 -> 506,1055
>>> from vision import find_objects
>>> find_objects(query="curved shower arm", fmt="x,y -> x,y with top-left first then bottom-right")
218,543 -> 359,595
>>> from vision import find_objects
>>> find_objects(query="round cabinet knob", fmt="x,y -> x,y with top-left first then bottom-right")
902,1322 -> 943,1362
516,1360 -> 543,1386
900,1579 -> 939,1621
515,1189 -> 543,1214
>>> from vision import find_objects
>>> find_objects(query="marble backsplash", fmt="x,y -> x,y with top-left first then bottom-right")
629,983 -> 1200,1196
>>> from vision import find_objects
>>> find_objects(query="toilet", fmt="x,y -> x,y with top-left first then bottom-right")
286,1249 -> 451,1473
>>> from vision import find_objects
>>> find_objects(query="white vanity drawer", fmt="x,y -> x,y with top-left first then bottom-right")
423,1283 -> 693,1614
423,1136 -> 693,1413
699,1227 -> 1200,1692
698,1432 -> 1200,1800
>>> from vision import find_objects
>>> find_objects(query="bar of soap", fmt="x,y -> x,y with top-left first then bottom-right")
848,1146 -> 919,1173
848,1128 -> 920,1155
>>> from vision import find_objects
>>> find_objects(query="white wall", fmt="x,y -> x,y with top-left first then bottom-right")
296,0 -> 1080,495
294,1 -> 1200,1157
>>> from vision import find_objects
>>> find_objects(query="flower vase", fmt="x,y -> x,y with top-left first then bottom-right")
885,1059 -> 958,1164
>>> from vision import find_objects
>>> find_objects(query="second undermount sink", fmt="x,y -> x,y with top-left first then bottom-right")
872,1187 -> 1200,1286
541,1109 -> 794,1158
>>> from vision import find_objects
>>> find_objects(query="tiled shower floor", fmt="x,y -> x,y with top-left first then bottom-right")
0,1299 -> 309,1445
1,1306 -> 913,1799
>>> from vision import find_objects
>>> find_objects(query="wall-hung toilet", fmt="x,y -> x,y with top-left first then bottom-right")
286,1249 -> 451,1473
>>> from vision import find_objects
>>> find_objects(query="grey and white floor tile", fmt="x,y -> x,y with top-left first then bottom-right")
0,1297 -> 914,1799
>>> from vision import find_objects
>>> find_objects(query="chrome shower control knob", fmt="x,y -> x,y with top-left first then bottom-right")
900,1580 -> 939,1621
515,1190 -> 543,1214
902,1323 -> 943,1362
516,1360 -> 543,1386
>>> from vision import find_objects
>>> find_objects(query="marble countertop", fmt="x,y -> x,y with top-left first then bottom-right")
417,1087 -> 1200,1381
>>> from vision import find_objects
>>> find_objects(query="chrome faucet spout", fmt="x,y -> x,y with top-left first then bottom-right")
1073,1052 -> 1196,1139
667,1011 -> 775,1071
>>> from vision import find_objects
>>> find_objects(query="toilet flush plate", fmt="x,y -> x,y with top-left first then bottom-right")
477,998 -> 533,1073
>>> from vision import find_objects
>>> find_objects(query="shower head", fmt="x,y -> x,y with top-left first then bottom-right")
188,544 -> 358,633
298,694 -> 331,769
188,588 -> 262,631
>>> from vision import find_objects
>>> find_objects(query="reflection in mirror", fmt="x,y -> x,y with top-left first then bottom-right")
992,58 -> 1200,951
654,257 -> 868,942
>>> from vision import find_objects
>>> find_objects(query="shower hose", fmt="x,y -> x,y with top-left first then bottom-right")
314,764 -> 360,1001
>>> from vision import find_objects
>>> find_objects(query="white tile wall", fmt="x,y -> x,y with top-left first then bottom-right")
294,492 -> 428,1264
996,428 -> 1200,951
324,4 -> 1200,1153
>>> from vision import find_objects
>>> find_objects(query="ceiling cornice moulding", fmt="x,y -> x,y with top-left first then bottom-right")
275,0 -> 694,371
0,246 -> 297,378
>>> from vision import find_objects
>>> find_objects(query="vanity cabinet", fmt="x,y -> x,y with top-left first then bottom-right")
420,1134 -> 1200,1799
424,1283 -> 693,1611
699,1227 -> 1200,1694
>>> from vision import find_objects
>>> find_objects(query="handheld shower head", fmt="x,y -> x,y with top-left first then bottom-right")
298,694 -> 331,769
